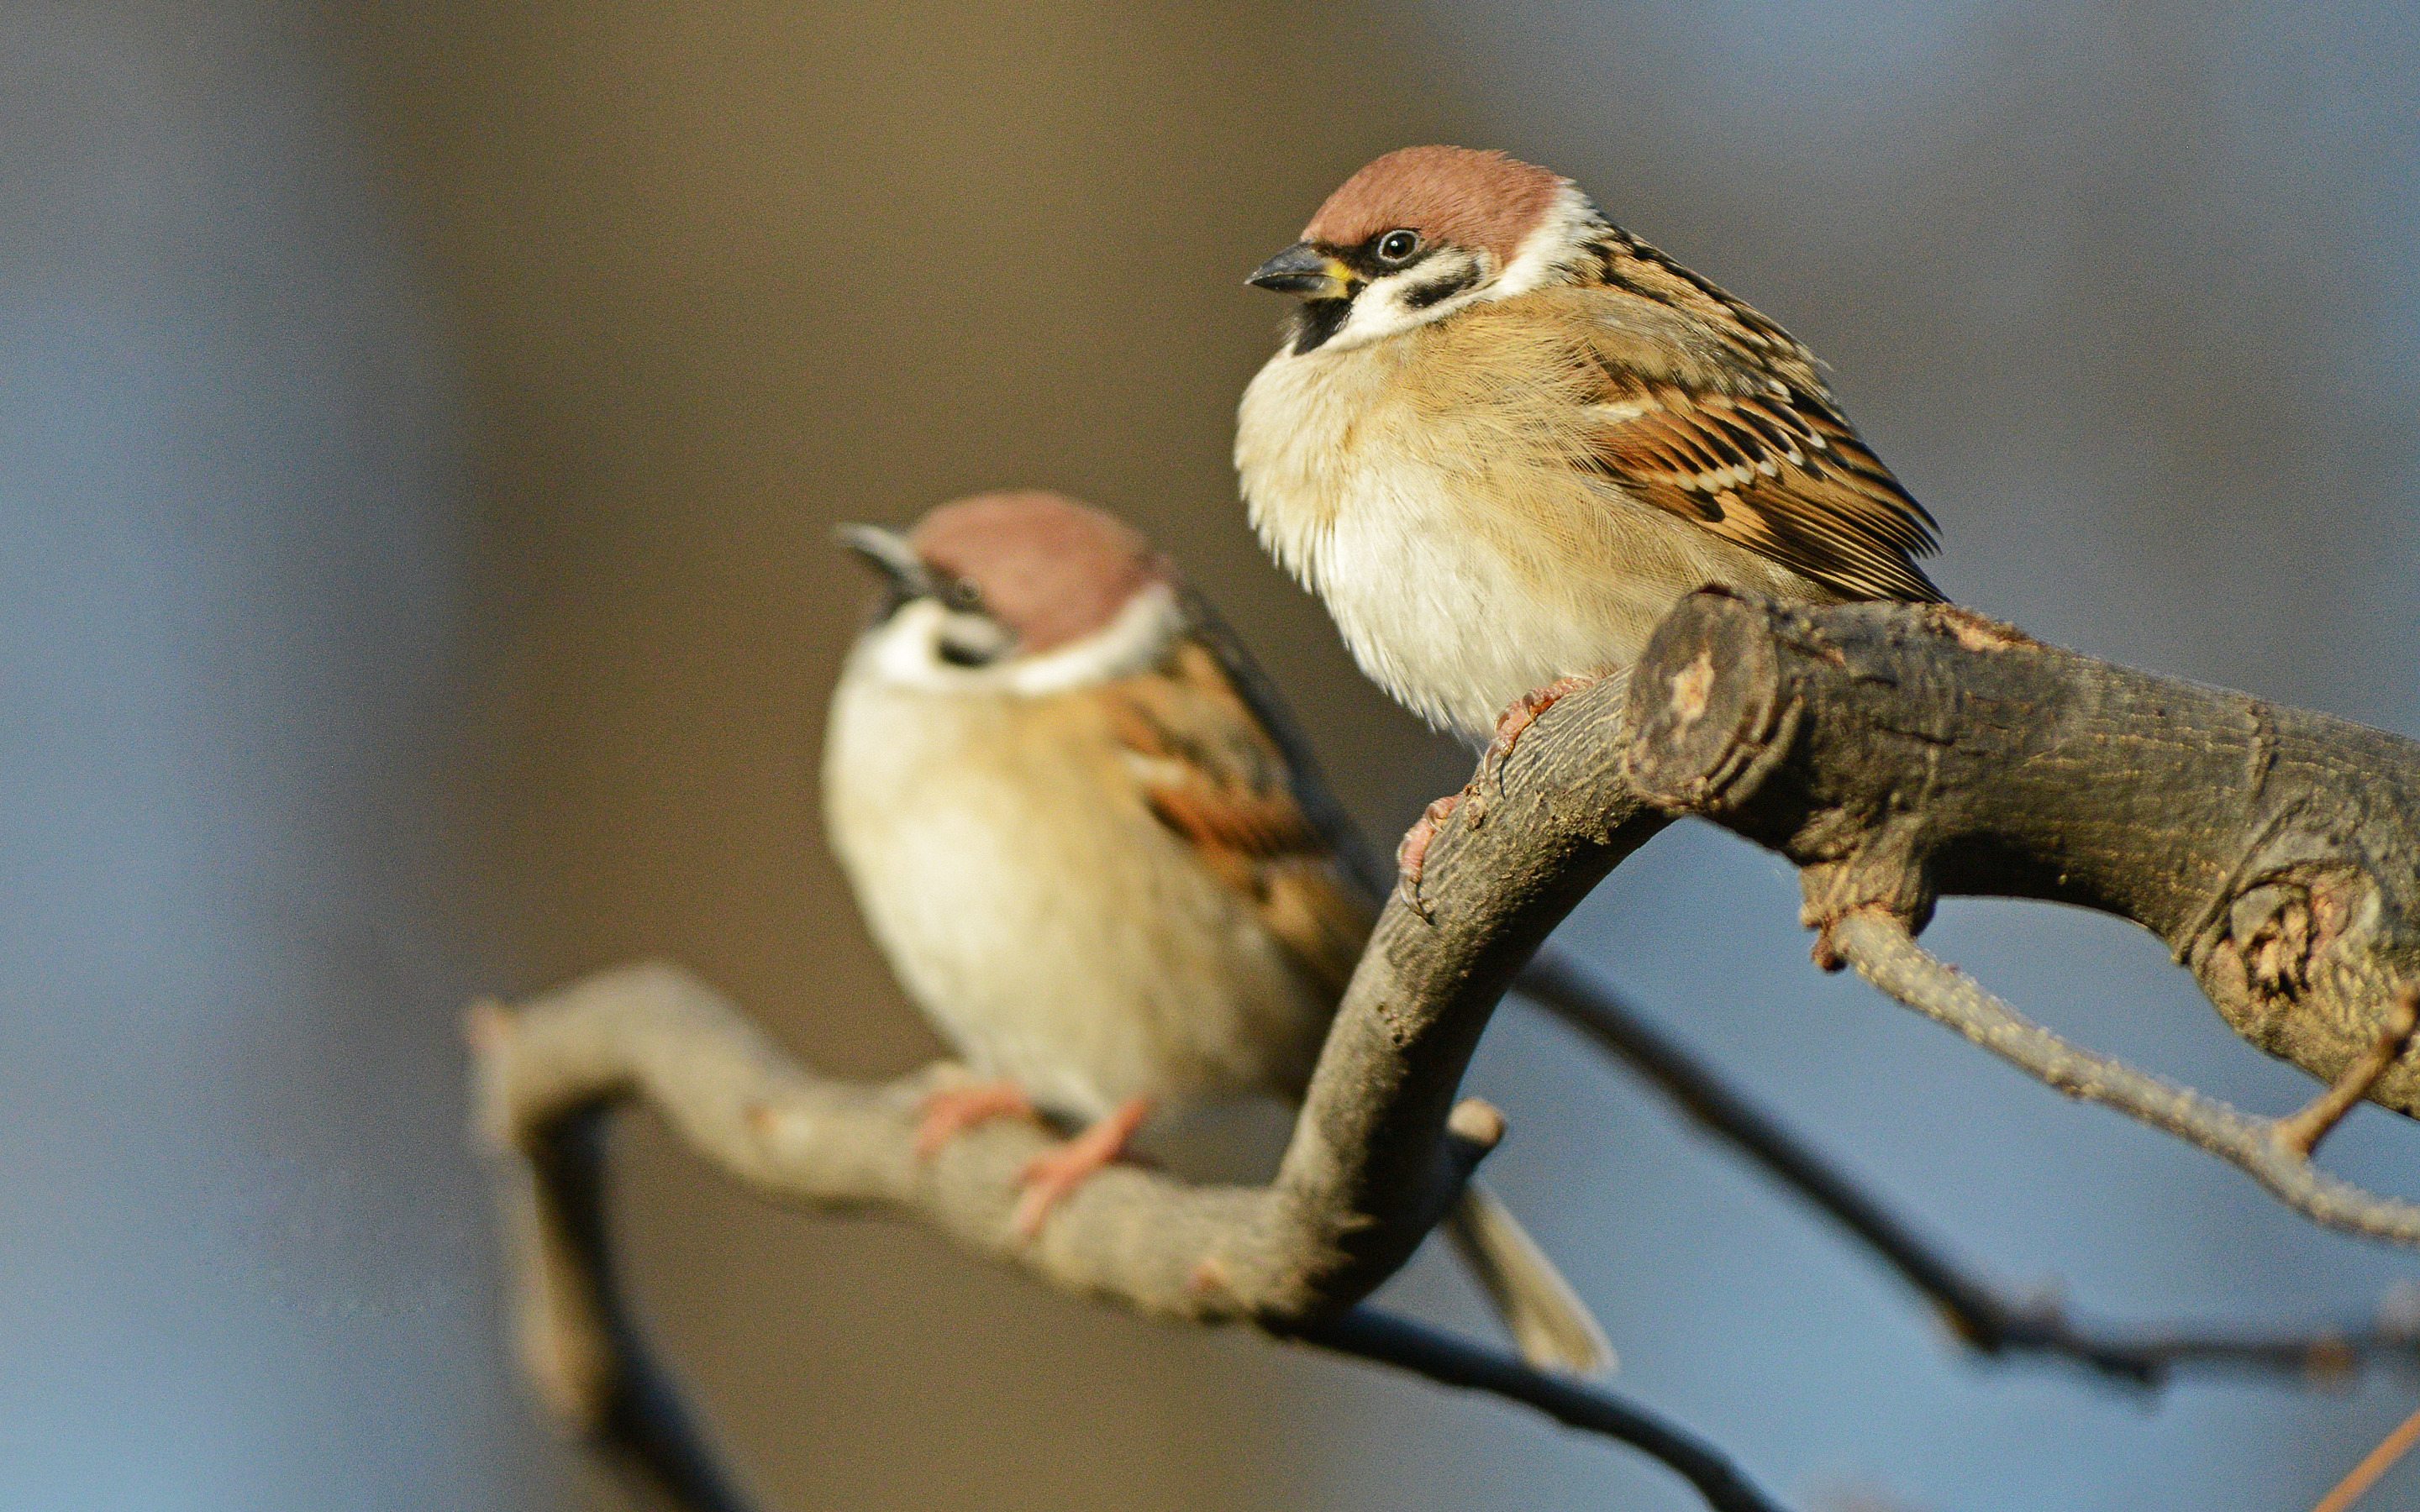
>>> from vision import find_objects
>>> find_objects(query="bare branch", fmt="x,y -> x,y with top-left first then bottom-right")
465,589 -> 2420,1512
1620,590 -> 2420,1119
468,956 -> 1796,1512
473,666 -> 1663,1337
1828,914 -> 2420,1243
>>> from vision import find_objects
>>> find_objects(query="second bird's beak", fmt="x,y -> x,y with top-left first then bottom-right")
1246,242 -> 1355,301
834,522 -> 932,598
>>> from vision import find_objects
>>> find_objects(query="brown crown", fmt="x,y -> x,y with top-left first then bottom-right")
1301,145 -> 1564,266
909,491 -> 1171,654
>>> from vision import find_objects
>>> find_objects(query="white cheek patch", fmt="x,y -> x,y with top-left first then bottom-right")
860,600 -> 967,688
854,584 -> 1183,695
1493,182 -> 1607,298
1002,584 -> 1182,693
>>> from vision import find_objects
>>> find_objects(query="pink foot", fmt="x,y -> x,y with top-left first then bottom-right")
1394,792 -> 1464,920
914,1081 -> 1037,1160
1477,675 -> 1601,797
1013,1096 -> 1152,1237
1395,676 -> 1604,922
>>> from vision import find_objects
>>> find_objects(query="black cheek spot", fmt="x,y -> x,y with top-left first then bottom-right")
1405,266 -> 1480,310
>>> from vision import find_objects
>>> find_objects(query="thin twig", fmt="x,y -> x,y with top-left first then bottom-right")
1828,913 -> 2420,1246
2278,990 -> 2420,1158
1282,1308 -> 1785,1512
2312,1402 -> 2420,1512
1516,948 -> 2420,1385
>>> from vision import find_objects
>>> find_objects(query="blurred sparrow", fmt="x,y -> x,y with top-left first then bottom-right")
823,490 -> 1611,1376
1237,146 -> 1944,880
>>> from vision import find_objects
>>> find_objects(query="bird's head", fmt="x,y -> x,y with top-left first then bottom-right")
1246,145 -> 1605,355
837,491 -> 1181,694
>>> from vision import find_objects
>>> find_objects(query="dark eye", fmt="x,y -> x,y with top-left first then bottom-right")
943,577 -> 983,612
1376,229 -> 1420,265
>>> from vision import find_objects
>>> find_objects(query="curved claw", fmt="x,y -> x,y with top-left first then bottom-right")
1478,675 -> 1600,801
1395,793 -> 1464,923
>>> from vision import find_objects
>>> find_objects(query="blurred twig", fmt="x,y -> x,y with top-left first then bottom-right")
1282,1309 -> 1778,1512
526,1110 -> 750,1512
1517,948 -> 2420,1386
2313,1402 -> 2420,1512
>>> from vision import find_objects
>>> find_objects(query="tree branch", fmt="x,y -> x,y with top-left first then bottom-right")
1621,590 -> 2420,1237
1830,913 -> 2420,1243
466,591 -> 2420,1510
468,958 -> 1793,1512
476,667 -> 1662,1336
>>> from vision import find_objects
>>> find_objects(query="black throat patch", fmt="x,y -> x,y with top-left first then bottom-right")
1286,299 -> 1353,354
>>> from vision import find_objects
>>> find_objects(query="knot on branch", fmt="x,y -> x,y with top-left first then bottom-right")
2224,865 -> 2364,1016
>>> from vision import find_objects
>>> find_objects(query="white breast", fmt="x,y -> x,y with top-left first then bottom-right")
1236,335 -> 1807,741
822,654 -> 1333,1123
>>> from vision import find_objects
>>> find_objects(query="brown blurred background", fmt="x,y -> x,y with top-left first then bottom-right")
350,1 -> 1483,1507
5,1 -> 2418,1509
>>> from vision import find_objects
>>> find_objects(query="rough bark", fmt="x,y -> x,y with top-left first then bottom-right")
1622,591 -> 2420,1236
1622,590 -> 2420,1113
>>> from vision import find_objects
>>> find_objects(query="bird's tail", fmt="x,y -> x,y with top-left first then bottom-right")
1442,1180 -> 1615,1378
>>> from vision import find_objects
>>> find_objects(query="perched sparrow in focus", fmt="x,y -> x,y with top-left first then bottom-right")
823,490 -> 1612,1376
1236,146 -> 1943,790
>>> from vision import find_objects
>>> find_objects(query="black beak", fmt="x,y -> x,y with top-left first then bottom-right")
834,523 -> 931,597
1246,242 -> 1355,301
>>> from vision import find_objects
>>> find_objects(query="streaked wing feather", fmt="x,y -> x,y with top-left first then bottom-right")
1172,586 -> 1391,904
1585,372 -> 1944,602
1576,233 -> 1945,604
1103,627 -> 1375,1000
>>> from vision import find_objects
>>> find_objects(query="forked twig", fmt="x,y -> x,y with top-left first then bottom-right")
1828,914 -> 2420,1246
1518,949 -> 2420,1385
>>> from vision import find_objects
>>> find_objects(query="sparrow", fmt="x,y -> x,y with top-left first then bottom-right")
822,489 -> 1612,1377
1235,147 -> 1944,873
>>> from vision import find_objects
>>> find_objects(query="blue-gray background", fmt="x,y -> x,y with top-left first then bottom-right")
3,1 -> 2415,1507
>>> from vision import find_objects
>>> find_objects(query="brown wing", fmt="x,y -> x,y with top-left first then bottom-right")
1102,633 -> 1375,1002
1576,232 -> 1946,604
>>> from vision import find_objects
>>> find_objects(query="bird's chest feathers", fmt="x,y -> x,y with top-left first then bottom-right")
822,675 -> 1328,1118
1237,331 -> 1666,733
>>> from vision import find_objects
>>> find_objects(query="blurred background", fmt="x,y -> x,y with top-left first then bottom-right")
4,0 -> 2417,1507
